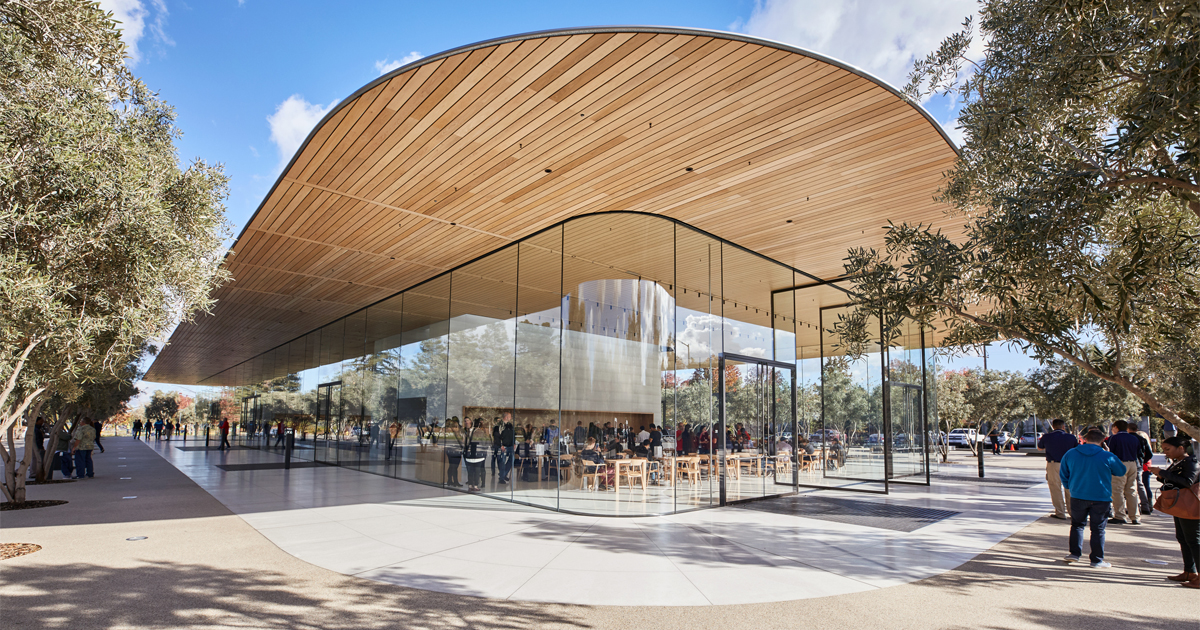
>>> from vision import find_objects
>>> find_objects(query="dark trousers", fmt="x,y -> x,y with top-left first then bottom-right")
445,454 -> 461,486
1141,470 -> 1154,513
1175,516 -> 1200,573
73,449 -> 94,478
466,461 -> 485,487
275,432 -> 285,447
498,447 -> 513,481
58,450 -> 73,478
219,432 -> 231,449
1069,498 -> 1109,563
491,444 -> 500,471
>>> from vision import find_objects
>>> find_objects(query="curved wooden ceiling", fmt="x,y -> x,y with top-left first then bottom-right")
145,27 -> 958,385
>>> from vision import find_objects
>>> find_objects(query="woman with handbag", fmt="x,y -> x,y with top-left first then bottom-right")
1150,435 -> 1200,588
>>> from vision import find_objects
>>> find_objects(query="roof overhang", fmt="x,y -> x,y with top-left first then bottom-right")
145,26 -> 958,385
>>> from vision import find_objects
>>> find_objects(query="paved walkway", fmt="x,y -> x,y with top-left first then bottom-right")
2,438 -> 1194,629
150,438 -> 1062,605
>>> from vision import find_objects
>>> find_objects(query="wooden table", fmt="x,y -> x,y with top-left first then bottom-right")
610,458 -> 647,491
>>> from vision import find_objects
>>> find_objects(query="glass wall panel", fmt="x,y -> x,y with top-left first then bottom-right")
340,310 -> 369,470
314,317 -> 345,464
398,275 -> 451,488
512,227 -> 563,507
719,244 -> 795,501
886,318 -> 927,482
449,245 -> 518,500
818,304 -> 887,491
558,214 -> 674,515
673,224 -> 718,510
362,295 -> 404,478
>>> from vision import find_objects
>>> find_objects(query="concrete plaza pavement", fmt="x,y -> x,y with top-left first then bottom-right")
1,437 -> 1196,630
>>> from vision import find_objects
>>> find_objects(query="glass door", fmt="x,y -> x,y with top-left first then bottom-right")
314,381 -> 342,464
888,382 -> 926,480
718,353 -> 797,506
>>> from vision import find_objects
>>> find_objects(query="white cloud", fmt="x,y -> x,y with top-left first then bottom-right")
375,51 -> 424,75
99,0 -> 171,66
734,0 -> 978,91
267,95 -> 338,171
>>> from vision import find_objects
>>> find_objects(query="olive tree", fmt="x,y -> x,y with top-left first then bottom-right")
838,1 -> 1200,440
1,1 -> 231,502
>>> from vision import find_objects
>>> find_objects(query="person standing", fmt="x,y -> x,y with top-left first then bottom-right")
498,417 -> 515,484
132,419 -> 143,440
1128,422 -> 1154,516
1060,428 -> 1128,567
275,420 -> 285,447
490,418 -> 501,473
218,418 -> 231,450
988,427 -> 1002,455
54,423 -> 73,479
1039,419 -> 1077,519
69,419 -> 98,479
92,418 -> 105,453
573,421 -> 586,452
1150,436 -> 1199,588
1106,420 -> 1143,524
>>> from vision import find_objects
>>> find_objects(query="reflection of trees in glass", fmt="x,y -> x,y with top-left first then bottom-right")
821,358 -> 877,444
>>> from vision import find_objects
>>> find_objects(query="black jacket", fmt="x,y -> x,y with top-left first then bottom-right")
1158,455 -> 1199,492
500,424 -> 515,447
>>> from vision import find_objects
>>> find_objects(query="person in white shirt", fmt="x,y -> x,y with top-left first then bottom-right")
636,425 -> 650,444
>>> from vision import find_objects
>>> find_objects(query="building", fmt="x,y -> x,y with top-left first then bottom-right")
146,27 -> 958,516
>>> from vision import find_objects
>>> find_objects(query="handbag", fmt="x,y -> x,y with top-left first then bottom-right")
1154,482 -> 1200,519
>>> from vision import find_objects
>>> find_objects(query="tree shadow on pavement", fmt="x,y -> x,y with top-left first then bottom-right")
2,561 -> 591,630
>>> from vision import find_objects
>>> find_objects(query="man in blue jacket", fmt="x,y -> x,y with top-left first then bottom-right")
1060,428 -> 1129,567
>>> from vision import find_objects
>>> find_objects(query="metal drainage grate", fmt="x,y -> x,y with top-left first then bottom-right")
216,462 -> 325,471
737,496 -> 960,532
934,475 -> 1040,488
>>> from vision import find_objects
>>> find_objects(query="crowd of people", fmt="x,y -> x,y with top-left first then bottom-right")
1040,418 -> 1199,588
26,415 -> 105,480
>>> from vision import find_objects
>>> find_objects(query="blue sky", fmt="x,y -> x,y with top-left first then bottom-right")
102,0 -> 1035,400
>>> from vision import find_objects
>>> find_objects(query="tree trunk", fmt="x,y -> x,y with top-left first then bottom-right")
40,403 -> 72,481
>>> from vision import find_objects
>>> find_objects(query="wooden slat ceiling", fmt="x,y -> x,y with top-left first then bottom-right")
145,27 -> 958,386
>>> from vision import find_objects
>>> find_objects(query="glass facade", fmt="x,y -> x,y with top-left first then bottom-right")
204,212 -> 935,514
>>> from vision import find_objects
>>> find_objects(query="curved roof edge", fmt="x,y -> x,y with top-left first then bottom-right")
226,25 -> 958,262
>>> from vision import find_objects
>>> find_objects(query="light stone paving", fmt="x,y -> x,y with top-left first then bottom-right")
144,440 -> 1055,606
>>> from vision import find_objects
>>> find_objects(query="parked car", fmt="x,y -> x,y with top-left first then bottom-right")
947,428 -> 979,448
1017,432 -> 1043,448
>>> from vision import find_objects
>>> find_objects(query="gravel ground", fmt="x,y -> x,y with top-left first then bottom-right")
2,437 -> 1195,630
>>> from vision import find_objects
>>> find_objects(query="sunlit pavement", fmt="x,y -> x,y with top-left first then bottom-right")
139,438 -> 1055,605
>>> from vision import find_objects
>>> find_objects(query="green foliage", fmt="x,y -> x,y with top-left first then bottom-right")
144,390 -> 179,425
0,0 -> 231,501
840,0 -> 1200,440
1028,358 -> 1142,428
1,0 -> 231,406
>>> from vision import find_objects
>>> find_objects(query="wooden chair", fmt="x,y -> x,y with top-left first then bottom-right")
677,457 -> 701,484
622,460 -> 647,490
579,459 -> 606,491
655,457 -> 675,485
773,454 -> 792,476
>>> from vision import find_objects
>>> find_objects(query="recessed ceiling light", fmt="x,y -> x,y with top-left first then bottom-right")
544,169 -> 552,173
450,222 -> 456,226
786,220 -> 793,223
685,167 -> 693,172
